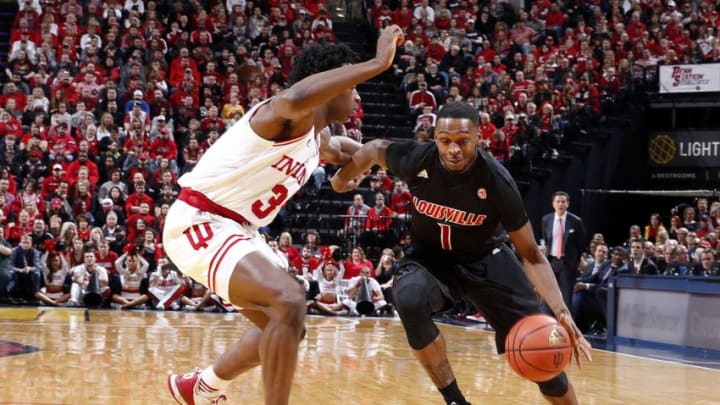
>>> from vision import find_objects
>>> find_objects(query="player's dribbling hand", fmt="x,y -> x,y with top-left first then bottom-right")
375,25 -> 404,69
557,310 -> 593,369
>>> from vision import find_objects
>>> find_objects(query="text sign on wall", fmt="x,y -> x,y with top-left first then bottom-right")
659,64 -> 720,93
648,131 -> 720,167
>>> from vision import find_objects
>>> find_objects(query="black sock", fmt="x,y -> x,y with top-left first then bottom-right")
439,380 -> 469,405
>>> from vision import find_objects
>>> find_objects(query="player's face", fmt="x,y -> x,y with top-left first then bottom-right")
434,118 -> 478,172
328,87 -> 357,122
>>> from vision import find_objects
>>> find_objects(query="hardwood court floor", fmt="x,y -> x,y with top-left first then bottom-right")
0,307 -> 717,405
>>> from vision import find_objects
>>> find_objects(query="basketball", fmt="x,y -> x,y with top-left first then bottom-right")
505,314 -> 573,382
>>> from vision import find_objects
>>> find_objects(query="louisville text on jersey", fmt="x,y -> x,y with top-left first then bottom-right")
412,196 -> 487,226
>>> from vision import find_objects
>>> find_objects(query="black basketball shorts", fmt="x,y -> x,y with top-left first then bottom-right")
397,244 -> 543,353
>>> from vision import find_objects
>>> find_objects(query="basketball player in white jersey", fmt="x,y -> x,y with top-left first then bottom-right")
164,25 -> 404,405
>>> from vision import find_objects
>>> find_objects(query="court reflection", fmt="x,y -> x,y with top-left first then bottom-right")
0,309 -> 717,405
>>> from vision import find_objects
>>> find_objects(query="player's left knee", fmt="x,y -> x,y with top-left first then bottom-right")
537,372 -> 569,397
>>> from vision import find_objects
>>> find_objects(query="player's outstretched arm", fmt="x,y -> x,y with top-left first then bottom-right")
272,25 -> 404,122
330,139 -> 392,193
508,221 -> 593,368
318,127 -> 362,166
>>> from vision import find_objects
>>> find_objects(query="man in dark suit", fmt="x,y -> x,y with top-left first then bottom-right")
572,246 -> 627,333
542,191 -> 586,309
624,238 -> 658,275
578,243 -> 608,279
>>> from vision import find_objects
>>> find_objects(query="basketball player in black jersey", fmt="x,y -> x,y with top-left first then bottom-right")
331,102 -> 592,405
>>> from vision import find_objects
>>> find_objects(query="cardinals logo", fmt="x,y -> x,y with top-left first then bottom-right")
477,188 -> 487,199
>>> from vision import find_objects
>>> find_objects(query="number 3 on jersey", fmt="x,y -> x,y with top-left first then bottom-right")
252,184 -> 289,219
437,223 -> 453,250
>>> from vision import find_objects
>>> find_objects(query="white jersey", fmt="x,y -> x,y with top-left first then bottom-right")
319,278 -> 340,295
178,98 -> 320,226
43,268 -> 69,298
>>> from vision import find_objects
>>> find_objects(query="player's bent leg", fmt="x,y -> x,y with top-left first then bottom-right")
538,372 -> 578,405
223,251 -> 306,405
393,263 -> 469,405
393,264 -> 444,350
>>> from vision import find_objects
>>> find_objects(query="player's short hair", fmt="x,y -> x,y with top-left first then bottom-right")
436,102 -> 479,126
288,42 -> 357,85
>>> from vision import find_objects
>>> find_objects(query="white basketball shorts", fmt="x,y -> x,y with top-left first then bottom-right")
163,200 -> 288,303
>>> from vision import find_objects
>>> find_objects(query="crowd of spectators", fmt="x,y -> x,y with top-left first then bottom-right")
570,197 -> 719,334
1,0 -> 719,322
372,0 -> 720,168
0,0 -> 348,309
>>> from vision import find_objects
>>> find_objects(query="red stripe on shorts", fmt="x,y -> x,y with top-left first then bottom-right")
208,234 -> 243,291
208,234 -> 250,292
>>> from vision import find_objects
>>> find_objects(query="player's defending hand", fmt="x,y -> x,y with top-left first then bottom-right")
374,25 -> 404,70
557,310 -> 593,369
330,168 -> 370,193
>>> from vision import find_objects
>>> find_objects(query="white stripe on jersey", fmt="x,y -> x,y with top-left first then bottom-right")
178,98 -> 320,227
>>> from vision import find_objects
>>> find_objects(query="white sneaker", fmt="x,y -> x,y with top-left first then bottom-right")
156,303 -> 166,310
466,313 -> 486,322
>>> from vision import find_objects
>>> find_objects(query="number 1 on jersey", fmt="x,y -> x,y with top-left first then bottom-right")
437,223 -> 453,250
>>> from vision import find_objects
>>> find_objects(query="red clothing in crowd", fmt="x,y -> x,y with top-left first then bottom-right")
365,206 -> 394,231
342,259 -> 375,280
409,90 -> 437,111
291,256 -> 321,276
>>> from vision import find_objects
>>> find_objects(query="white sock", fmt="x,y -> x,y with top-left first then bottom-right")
195,366 -> 230,399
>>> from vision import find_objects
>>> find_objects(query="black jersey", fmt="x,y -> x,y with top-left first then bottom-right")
386,141 -> 528,263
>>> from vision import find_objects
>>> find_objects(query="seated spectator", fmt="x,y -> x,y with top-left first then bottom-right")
7,209 -> 33,246
39,250 -> 72,306
181,137 -> 204,174
94,239 -> 118,274
125,181 -> 154,217
487,128 -> 511,163
140,228 -> 161,271
664,244 -> 691,276
6,234 -> 43,304
110,250 -> 150,309
303,229 -> 331,261
364,192 -> 395,256
644,213 -> 667,243
178,275 -> 234,312
277,231 -> 300,264
70,248 -> 109,307
572,246 -> 627,334
342,246 -> 374,280
343,193 -> 369,249
374,248 -> 400,306
291,245 -> 322,281
30,217 -> 55,254
123,89 -> 150,114
310,261 -> 347,316
408,81 -> 437,119
692,249 -> 719,277
101,211 -> 127,254
389,180 -> 412,218
343,265 -> 389,316
623,239 -> 659,275
148,262 -> 186,310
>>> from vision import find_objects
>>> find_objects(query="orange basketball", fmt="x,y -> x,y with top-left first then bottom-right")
505,314 -> 573,382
